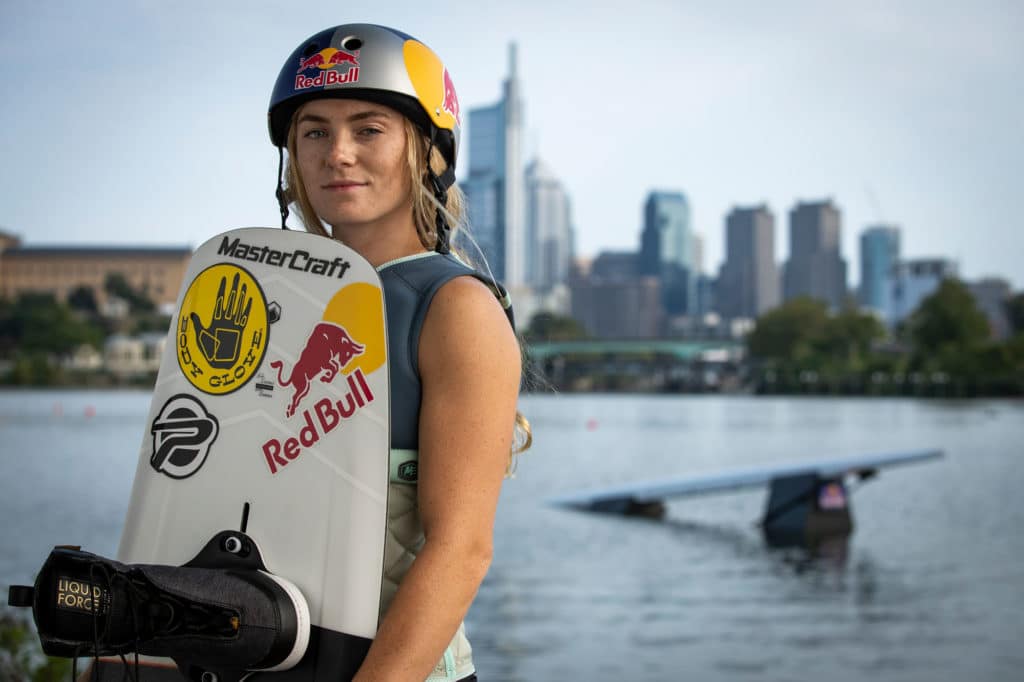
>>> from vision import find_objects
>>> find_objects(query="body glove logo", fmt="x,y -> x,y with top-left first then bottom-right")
177,263 -> 269,395
150,395 -> 220,479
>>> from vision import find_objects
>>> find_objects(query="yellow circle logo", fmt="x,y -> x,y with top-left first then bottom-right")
176,264 -> 269,395
403,39 -> 459,130
322,281 -> 386,377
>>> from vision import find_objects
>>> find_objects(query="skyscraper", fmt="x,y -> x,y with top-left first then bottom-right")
783,199 -> 848,308
462,44 -> 525,287
717,204 -> 780,319
639,191 -> 696,315
570,251 -> 661,338
859,225 -> 900,314
524,159 -> 573,291
967,277 -> 1012,340
887,258 -> 958,326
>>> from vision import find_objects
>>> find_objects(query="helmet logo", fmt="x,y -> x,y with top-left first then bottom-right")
442,68 -> 460,124
297,47 -> 359,73
295,47 -> 360,90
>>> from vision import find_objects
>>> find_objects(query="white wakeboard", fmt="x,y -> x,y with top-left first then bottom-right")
111,227 -> 389,680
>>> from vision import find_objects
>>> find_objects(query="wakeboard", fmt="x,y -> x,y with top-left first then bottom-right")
96,227 -> 390,680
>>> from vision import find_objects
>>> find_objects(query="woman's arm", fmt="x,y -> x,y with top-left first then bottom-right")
353,275 -> 522,681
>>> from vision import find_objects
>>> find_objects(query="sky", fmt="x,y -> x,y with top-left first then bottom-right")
1,0 -> 1022,289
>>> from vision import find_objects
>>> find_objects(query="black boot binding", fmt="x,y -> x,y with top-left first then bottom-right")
7,531 -> 310,682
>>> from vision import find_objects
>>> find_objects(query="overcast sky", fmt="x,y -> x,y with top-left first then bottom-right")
2,0 -> 1021,288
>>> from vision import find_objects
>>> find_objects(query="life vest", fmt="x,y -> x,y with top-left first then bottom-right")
378,251 -> 513,681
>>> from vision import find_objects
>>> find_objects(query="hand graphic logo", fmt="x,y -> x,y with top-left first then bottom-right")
189,273 -> 253,369
177,262 -> 268,395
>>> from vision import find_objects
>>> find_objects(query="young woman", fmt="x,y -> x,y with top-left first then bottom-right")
268,24 -> 529,681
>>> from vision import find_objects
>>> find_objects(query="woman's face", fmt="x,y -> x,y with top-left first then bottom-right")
293,98 -> 412,237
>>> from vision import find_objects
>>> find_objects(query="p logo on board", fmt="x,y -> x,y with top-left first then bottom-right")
177,264 -> 269,394
150,394 -> 220,480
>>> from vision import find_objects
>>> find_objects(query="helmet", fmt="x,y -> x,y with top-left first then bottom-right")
268,24 -> 461,176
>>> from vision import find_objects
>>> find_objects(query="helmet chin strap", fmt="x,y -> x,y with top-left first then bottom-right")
425,131 -> 456,254
275,146 -> 290,230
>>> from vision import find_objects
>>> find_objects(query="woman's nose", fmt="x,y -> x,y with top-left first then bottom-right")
325,132 -> 356,166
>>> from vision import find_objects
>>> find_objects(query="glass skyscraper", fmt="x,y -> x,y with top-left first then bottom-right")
859,225 -> 900,314
461,45 -> 524,287
639,191 -> 696,315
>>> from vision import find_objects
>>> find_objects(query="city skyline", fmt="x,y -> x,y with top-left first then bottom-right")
2,1 -> 1021,289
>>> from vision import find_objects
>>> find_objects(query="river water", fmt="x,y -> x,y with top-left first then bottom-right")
1,390 -> 1021,681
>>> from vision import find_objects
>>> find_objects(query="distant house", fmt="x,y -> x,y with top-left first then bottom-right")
104,333 -> 167,378
62,344 -> 103,371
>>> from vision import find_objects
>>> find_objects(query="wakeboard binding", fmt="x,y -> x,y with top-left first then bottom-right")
7,532 -> 310,682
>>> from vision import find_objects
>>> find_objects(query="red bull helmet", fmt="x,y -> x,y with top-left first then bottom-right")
268,24 -> 461,179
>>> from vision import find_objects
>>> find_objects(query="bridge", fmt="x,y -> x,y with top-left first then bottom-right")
523,338 -> 747,392
524,338 -> 745,362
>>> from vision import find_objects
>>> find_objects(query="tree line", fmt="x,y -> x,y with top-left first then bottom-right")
747,279 -> 1024,396
0,274 -> 168,385
522,278 -> 1024,396
3,274 -> 1021,395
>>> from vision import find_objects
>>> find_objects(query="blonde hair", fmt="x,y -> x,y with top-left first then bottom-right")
283,105 -> 531,466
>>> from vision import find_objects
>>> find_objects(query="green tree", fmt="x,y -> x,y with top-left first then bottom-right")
0,293 -> 103,358
67,285 -> 99,314
814,308 -> 886,371
747,297 -> 829,363
104,273 -> 155,314
909,279 -> 990,356
1005,332 -> 1024,367
1006,292 -> 1024,335
524,311 -> 588,342
1,609 -> 72,681
9,352 -> 56,385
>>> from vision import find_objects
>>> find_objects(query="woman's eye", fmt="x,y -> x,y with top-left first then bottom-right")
359,127 -> 384,137
302,129 -> 327,139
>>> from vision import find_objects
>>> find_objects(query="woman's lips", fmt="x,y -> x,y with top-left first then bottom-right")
323,181 -> 366,191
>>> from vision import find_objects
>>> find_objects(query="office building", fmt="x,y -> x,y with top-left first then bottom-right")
859,225 -> 900,314
717,204 -> 780,319
570,251 -> 661,338
783,199 -> 848,308
524,159 -> 573,292
639,191 -> 697,315
886,258 -> 958,325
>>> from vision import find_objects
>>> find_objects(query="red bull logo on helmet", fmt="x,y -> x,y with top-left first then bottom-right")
441,67 -> 460,125
295,47 -> 360,91
403,39 -> 458,134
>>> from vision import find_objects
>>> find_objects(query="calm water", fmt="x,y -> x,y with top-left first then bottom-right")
1,390 -> 1022,681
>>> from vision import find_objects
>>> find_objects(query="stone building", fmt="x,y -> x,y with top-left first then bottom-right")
0,231 -> 191,310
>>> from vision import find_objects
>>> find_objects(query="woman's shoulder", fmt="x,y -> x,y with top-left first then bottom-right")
421,273 -> 520,371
